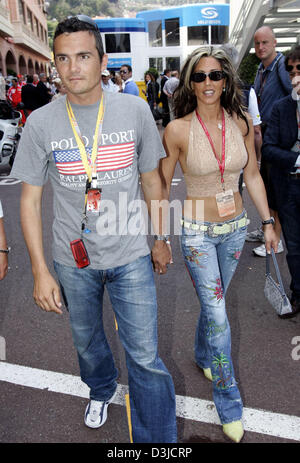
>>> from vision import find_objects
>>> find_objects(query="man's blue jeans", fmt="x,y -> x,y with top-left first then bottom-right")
180,211 -> 247,425
54,254 -> 177,443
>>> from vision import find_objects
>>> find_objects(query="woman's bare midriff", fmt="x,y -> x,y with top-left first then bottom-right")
183,192 -> 243,223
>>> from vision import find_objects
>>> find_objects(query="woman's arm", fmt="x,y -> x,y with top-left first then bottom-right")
161,121 -> 182,199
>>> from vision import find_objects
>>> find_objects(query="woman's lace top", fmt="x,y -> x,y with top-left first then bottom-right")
184,110 -> 248,197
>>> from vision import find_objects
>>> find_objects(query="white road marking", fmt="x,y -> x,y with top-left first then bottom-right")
0,361 -> 299,441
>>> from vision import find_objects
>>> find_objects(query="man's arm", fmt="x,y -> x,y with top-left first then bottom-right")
140,168 -> 172,274
20,182 -> 62,314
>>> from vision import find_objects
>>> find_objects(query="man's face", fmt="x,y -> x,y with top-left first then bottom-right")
102,75 -> 109,85
287,59 -> 300,99
254,29 -> 277,63
54,30 -> 107,104
120,67 -> 131,81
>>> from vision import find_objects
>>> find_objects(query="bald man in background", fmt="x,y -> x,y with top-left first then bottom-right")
246,26 -> 292,256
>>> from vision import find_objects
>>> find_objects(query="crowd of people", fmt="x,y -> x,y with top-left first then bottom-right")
0,14 -> 299,444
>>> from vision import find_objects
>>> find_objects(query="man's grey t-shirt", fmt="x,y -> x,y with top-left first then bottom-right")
12,91 -> 165,269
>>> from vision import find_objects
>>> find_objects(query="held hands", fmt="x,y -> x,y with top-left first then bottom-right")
263,224 -> 279,254
151,240 -> 173,275
33,270 -> 63,315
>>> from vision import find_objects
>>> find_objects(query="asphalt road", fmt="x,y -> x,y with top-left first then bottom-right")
0,139 -> 299,450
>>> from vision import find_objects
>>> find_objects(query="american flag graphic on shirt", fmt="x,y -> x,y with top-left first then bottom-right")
53,141 -> 135,176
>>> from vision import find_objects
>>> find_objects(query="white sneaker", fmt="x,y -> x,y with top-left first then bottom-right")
246,228 -> 265,243
84,390 -> 116,429
253,240 -> 284,257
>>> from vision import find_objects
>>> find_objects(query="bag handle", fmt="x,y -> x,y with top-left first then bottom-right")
266,249 -> 285,295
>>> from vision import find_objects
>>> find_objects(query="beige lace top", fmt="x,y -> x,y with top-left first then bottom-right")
184,110 -> 248,197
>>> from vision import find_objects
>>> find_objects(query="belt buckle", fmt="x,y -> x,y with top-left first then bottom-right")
207,224 -> 218,238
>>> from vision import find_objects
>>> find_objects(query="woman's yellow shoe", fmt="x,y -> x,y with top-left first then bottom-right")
222,420 -> 244,443
203,368 -> 213,381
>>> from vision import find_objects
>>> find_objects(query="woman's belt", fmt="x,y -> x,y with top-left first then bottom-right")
181,215 -> 249,237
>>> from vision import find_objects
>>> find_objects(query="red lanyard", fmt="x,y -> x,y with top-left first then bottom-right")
196,109 -> 226,188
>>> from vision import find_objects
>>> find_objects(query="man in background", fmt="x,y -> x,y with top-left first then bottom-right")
247,25 -> 292,257
120,64 -> 139,96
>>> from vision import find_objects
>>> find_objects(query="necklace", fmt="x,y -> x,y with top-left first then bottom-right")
217,122 -> 222,130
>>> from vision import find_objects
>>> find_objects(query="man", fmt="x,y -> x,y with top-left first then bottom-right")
36,72 -> 52,106
0,200 -> 9,281
11,15 -> 176,443
17,74 -> 26,87
160,69 -> 171,127
163,70 -> 179,121
7,78 -> 22,108
32,74 -> 39,87
21,75 -> 41,117
262,45 -> 300,318
101,69 -> 119,93
120,64 -> 139,96
247,26 -> 292,256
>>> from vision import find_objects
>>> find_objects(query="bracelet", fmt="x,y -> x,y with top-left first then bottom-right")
0,247 -> 10,253
154,234 -> 170,242
262,217 -> 275,226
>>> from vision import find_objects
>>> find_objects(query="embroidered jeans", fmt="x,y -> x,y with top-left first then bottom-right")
180,211 -> 247,424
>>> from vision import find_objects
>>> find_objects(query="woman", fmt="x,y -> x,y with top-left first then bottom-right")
162,46 -> 278,442
142,72 -> 158,112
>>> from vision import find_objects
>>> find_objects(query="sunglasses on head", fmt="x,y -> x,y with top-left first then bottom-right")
68,15 -> 98,30
286,64 -> 300,72
191,70 -> 225,83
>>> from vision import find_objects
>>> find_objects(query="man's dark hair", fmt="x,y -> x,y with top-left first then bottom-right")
53,16 -> 104,62
26,75 -> 33,84
121,64 -> 132,73
163,69 -> 171,75
285,45 -> 300,70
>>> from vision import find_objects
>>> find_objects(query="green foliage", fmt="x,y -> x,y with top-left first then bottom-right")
238,53 -> 260,85
146,67 -> 159,80
47,0 -> 118,22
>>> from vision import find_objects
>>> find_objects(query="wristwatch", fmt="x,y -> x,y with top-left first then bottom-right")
0,247 -> 10,253
154,234 -> 170,243
262,217 -> 275,226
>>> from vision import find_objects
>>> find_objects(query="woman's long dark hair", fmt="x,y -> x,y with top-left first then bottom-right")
173,46 -> 249,133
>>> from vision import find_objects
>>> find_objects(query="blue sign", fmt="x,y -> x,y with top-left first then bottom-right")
137,4 -> 230,28
107,57 -> 132,69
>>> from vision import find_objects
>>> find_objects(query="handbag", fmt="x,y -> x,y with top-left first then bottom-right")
264,249 -> 293,316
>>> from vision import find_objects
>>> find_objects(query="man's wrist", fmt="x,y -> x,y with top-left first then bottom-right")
154,234 -> 170,243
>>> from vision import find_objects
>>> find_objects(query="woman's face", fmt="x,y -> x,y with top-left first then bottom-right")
145,74 -> 151,82
191,56 -> 225,107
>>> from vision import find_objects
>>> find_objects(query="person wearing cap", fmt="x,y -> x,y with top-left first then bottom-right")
0,200 -> 9,281
51,77 -> 67,100
101,69 -> 119,93
7,78 -> 22,108
17,74 -> 26,87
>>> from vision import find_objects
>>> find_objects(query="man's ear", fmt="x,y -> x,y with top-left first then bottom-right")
101,54 -> 108,72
